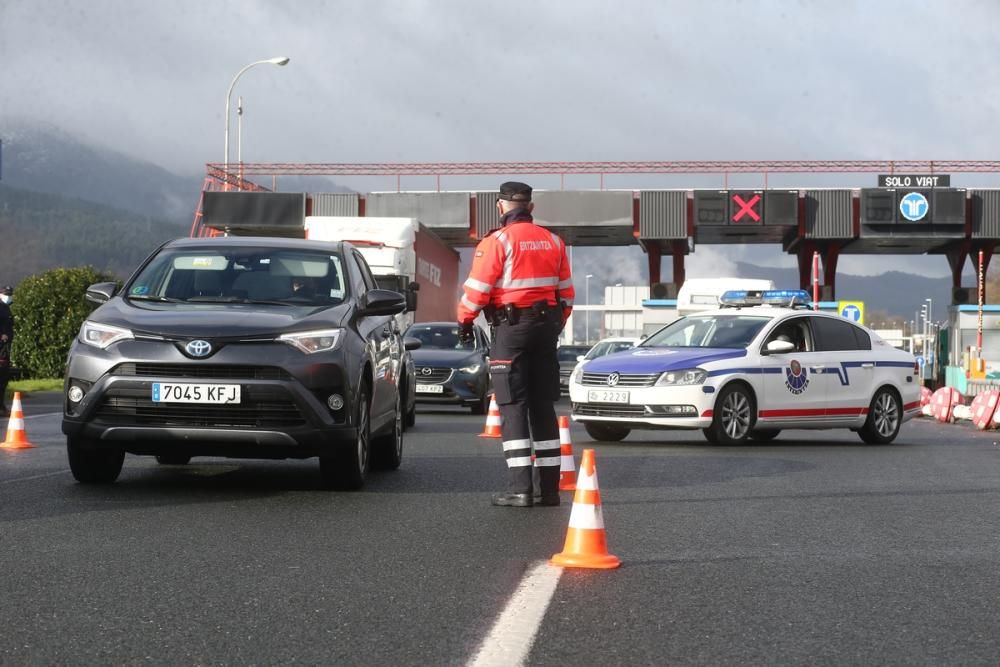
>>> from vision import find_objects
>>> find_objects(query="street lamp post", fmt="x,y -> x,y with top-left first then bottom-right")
585,274 -> 593,344
224,56 -> 290,187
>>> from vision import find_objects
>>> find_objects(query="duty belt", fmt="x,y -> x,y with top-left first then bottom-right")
484,300 -> 561,326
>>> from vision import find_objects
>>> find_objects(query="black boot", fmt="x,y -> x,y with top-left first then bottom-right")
491,492 -> 533,507
534,466 -> 561,506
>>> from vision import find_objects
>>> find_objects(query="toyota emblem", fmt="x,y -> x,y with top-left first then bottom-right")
607,372 -> 620,387
421,367 -> 432,376
185,340 -> 212,358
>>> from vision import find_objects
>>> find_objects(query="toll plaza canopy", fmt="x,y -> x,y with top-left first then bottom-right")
193,160 -> 1000,301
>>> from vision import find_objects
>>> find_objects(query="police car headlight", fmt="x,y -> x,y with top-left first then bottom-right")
570,365 -> 584,384
80,321 -> 134,349
655,368 -> 707,386
279,329 -> 343,354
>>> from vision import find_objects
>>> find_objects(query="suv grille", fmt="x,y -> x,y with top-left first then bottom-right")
112,363 -> 291,381
415,367 -> 452,383
573,403 -> 648,418
581,372 -> 659,387
94,386 -> 305,428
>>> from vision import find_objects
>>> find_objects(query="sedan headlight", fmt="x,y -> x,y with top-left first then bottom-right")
460,362 -> 482,374
569,364 -> 584,385
279,329 -> 344,354
80,321 -> 134,349
655,368 -> 707,386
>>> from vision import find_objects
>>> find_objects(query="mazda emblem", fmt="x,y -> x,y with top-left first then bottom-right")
185,340 -> 212,358
607,372 -> 620,387
421,367 -> 432,376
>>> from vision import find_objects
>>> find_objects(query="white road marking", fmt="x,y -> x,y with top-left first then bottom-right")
467,560 -> 562,667
21,411 -> 62,420
0,470 -> 70,485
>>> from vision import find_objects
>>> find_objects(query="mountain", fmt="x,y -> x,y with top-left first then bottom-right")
729,261 -> 953,324
0,121 -> 203,225
0,183 -> 188,283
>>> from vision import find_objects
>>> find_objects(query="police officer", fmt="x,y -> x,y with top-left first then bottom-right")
457,182 -> 574,507
0,285 -> 13,416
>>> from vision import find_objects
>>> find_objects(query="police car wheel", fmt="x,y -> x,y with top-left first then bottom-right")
584,422 -> 630,442
749,429 -> 780,441
858,387 -> 902,445
704,383 -> 756,445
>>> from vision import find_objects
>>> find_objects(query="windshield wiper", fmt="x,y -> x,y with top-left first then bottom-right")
128,295 -> 186,303
186,296 -> 294,306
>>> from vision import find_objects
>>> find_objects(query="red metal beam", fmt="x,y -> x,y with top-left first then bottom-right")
207,160 -> 1000,177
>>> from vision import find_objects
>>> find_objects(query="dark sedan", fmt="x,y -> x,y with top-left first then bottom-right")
403,322 -> 491,414
61,237 -> 420,490
557,344 -> 591,393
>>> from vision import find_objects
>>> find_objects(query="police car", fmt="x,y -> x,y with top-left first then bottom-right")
569,290 -> 921,445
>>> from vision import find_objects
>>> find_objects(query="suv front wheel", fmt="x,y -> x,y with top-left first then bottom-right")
320,385 -> 370,490
67,437 -> 125,484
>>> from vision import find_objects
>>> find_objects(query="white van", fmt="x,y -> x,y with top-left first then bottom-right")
675,278 -> 775,316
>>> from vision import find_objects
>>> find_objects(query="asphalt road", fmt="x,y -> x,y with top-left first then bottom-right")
2,395 -> 999,666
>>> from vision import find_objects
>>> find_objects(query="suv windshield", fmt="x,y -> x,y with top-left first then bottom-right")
406,324 -> 477,350
126,247 -> 347,307
643,314 -> 771,349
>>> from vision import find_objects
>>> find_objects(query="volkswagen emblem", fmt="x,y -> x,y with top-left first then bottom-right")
421,367 -> 432,376
607,372 -> 620,387
185,340 -> 212,358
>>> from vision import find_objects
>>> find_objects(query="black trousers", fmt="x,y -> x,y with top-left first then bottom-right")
488,308 -> 563,496
0,364 -> 8,412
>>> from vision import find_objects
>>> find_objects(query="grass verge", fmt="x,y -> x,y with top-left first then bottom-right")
8,379 -> 63,393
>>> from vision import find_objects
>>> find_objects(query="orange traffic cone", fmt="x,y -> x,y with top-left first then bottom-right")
550,448 -> 620,569
478,393 -> 502,438
557,415 -> 577,491
2,392 -> 35,450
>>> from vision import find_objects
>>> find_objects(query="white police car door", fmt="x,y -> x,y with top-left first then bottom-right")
810,315 -> 875,422
757,316 -> 832,426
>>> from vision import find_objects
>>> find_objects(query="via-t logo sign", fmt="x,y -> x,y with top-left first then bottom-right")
899,192 -> 929,221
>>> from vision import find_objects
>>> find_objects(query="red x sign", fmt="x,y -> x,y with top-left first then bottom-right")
732,193 -> 761,222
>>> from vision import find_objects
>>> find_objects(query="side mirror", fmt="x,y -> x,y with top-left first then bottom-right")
86,282 -> 119,305
403,336 -> 422,351
763,339 -> 795,355
360,289 -> 406,317
576,355 -> 586,362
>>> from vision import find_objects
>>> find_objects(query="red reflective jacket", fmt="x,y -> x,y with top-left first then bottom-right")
458,219 -> 575,325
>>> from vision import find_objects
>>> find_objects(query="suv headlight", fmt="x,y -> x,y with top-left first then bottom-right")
279,329 -> 344,354
655,368 -> 707,386
80,321 -> 134,349
460,362 -> 482,374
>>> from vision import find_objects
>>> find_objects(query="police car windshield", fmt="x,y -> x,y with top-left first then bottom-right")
584,341 -> 636,360
643,314 -> 771,349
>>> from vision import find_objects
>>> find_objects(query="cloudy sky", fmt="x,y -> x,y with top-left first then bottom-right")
3,0 -> 999,278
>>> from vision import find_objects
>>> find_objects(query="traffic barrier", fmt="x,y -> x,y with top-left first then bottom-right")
952,404 -> 972,421
971,390 -> 1000,430
478,393 -> 502,438
929,386 -> 963,423
557,415 -> 577,491
919,386 -> 933,408
550,448 -> 620,570
1,392 -> 35,450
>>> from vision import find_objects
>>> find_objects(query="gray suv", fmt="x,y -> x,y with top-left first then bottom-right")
62,237 -> 419,490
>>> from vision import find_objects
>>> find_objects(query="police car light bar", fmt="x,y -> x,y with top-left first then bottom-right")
719,289 -> 812,308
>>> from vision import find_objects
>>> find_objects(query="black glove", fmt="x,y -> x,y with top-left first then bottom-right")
458,322 -> 474,344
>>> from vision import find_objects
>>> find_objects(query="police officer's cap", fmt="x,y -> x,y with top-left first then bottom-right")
498,181 -> 532,202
